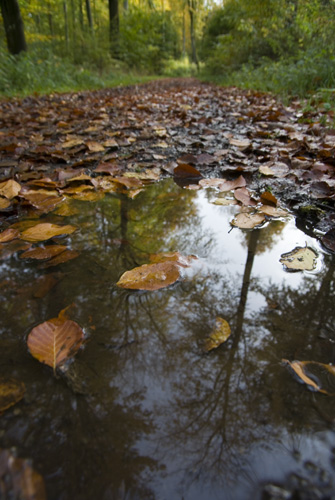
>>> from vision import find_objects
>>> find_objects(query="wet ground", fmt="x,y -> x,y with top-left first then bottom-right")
0,178 -> 334,500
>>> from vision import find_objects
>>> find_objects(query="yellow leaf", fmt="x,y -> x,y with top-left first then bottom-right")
280,246 -> 317,271
204,317 -> 231,352
231,212 -> 265,229
283,359 -> 335,395
117,261 -> 181,290
0,179 -> 21,199
20,223 -> 77,242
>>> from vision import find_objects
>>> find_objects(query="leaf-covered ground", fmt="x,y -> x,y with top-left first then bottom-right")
0,78 -> 334,239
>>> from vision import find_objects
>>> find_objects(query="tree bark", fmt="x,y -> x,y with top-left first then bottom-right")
108,0 -> 119,56
0,0 -> 27,55
85,0 -> 93,31
187,0 -> 199,70
63,0 -> 69,49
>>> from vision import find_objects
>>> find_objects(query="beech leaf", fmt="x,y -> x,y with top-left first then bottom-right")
0,378 -> 25,413
174,164 -> 202,178
117,261 -> 181,290
20,245 -> 67,260
0,179 -> 21,199
280,246 -> 318,271
283,359 -> 335,395
27,313 -> 84,372
231,212 -> 265,229
20,223 -> 77,242
204,317 -> 231,352
0,228 -> 20,243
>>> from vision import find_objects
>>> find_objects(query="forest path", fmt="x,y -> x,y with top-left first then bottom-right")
0,78 -> 334,238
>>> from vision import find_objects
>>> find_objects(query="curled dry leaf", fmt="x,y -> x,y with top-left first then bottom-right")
260,191 -> 278,207
27,312 -> 84,372
20,223 -> 77,242
204,317 -> 231,352
0,449 -> 46,500
0,378 -> 25,413
234,187 -> 257,206
231,212 -> 265,229
117,261 -> 181,290
283,359 -> 335,395
280,246 -> 318,271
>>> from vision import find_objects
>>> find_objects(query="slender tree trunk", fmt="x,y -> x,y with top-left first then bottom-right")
182,9 -> 186,57
187,0 -> 199,70
63,0 -> 69,49
79,0 -> 84,30
0,0 -> 27,54
108,0 -> 119,56
85,0 -> 93,31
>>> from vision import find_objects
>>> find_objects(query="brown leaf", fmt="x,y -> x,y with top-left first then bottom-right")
259,205 -> 288,217
0,228 -> 20,243
20,223 -> 77,242
231,212 -> 265,229
62,138 -> 84,149
219,175 -> 246,192
283,359 -> 335,395
149,251 -> 197,267
94,162 -> 120,175
86,141 -> 105,152
40,249 -> 79,268
204,317 -> 231,352
117,261 -> 181,290
0,179 -> 21,199
321,228 -> 335,253
174,164 -> 202,178
20,245 -> 67,260
0,378 -> 25,413
229,138 -> 251,150
234,187 -> 257,206
0,241 -> 31,260
0,449 -> 46,500
27,313 -> 84,371
260,191 -> 278,206
0,197 -> 11,210
199,178 -> 224,188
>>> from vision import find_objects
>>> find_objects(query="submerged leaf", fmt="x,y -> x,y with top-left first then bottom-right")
20,223 -> 77,242
283,359 -> 335,395
0,378 -> 25,413
0,449 -> 47,500
280,246 -> 317,271
20,245 -> 67,260
27,313 -> 84,371
204,317 -> 231,352
117,261 -> 181,290
0,228 -> 20,243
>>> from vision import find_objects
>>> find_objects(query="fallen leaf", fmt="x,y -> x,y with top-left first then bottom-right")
174,164 -> 202,178
149,251 -> 197,267
0,179 -> 21,199
321,228 -> 335,253
62,138 -> 84,149
0,228 -> 20,243
27,312 -> 84,372
199,178 -> 224,188
219,175 -> 246,192
259,205 -> 288,217
260,191 -> 278,206
86,141 -> 105,152
213,197 -> 238,206
0,197 -> 11,210
117,261 -> 181,290
259,165 -> 275,176
229,138 -> 251,149
0,449 -> 47,500
0,378 -> 25,413
40,249 -> 79,268
280,246 -> 318,271
0,241 -> 31,260
231,212 -> 265,229
234,187 -> 257,206
20,223 -> 77,242
283,359 -> 335,395
204,317 -> 231,352
20,245 -> 67,260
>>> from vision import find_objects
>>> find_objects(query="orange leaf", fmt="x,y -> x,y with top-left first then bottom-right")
117,261 -> 181,290
27,315 -> 84,372
20,223 -> 77,242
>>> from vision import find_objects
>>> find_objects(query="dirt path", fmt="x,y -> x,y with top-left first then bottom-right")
0,78 -> 334,245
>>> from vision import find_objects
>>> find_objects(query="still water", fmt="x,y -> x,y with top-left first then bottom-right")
0,178 -> 334,499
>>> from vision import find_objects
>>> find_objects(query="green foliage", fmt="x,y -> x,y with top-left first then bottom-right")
200,0 -> 335,98
0,46 -> 156,97
119,8 -> 179,74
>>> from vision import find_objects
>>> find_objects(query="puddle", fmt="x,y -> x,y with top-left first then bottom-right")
0,178 -> 334,500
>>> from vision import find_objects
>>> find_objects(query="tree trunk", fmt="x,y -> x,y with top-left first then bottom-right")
0,0 -> 27,55
187,0 -> 199,70
63,0 -> 69,49
85,0 -> 93,31
108,0 -> 119,56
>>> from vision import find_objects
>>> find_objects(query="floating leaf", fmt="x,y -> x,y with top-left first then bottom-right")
117,261 -> 181,290
204,317 -> 231,352
0,378 -> 25,413
219,175 -> 246,192
260,191 -> 278,206
20,245 -> 67,260
280,246 -> 318,271
0,449 -> 47,500
149,251 -> 197,267
282,359 -> 335,395
27,313 -> 84,372
213,197 -> 238,206
0,179 -> 21,199
259,205 -> 288,217
0,228 -> 20,243
40,249 -> 79,268
20,223 -> 77,242
231,212 -> 265,229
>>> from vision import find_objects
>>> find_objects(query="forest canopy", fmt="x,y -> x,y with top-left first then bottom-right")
0,0 -> 334,99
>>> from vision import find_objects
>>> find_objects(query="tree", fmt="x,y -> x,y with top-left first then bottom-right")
0,0 -> 27,54
109,0 -> 119,55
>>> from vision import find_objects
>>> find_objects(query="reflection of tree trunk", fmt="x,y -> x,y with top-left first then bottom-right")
233,229 -> 260,346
